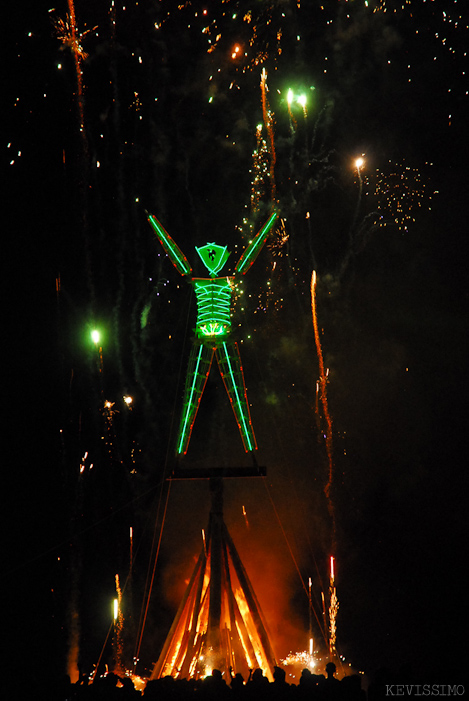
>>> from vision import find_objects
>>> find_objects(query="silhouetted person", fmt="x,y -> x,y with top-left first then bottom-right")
323,663 -> 341,700
92,672 -> 122,700
121,675 -> 142,699
298,668 -> 321,699
271,665 -> 292,699
229,667 -> 246,695
246,668 -> 270,699
202,668 -> 230,699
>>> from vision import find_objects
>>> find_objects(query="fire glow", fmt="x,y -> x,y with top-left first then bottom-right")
150,486 -> 276,682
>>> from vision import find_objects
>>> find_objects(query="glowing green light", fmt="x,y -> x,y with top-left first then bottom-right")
195,243 -> 230,276
177,345 -> 209,454
235,212 -> 278,275
91,330 -> 100,344
148,211 -> 277,456
147,214 -> 192,276
176,342 -> 256,455
287,88 -> 294,105
194,278 -> 232,339
219,342 -> 256,451
297,94 -> 307,108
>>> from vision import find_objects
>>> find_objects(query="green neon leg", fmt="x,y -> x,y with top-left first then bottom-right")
177,344 -> 214,455
216,342 -> 257,452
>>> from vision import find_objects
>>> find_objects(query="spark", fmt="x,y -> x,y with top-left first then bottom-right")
79,451 -> 93,474
202,528 -> 207,556
371,160 -> 435,233
130,527 -> 133,574
281,650 -> 317,671
242,505 -> 250,529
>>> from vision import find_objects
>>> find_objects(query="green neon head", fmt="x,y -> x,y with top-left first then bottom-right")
195,243 -> 230,276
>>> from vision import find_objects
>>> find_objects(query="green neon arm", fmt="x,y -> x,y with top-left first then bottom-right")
234,212 -> 278,275
147,212 -> 193,276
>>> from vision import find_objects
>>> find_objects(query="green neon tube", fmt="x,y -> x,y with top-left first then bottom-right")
148,214 -> 192,276
194,278 -> 232,338
177,345 -> 205,454
235,212 -> 278,275
221,342 -> 255,451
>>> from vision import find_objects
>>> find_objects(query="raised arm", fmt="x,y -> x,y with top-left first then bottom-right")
147,212 -> 193,276
234,212 -> 278,275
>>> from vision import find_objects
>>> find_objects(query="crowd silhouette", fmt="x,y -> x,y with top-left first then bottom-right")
40,663 -> 375,701
20,659 -> 464,701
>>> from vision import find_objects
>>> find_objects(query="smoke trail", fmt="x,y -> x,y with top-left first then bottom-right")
339,158 -> 364,279
67,593 -> 80,683
286,89 -> 297,133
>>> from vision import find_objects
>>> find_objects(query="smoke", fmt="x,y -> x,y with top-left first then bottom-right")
67,563 -> 81,683
67,618 -> 80,683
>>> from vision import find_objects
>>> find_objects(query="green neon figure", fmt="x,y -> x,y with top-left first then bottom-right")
147,211 -> 279,455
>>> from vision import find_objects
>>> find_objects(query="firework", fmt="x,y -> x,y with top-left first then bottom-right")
371,160 -> 435,233
281,649 -> 317,671
113,574 -> 125,675
310,272 -> 334,509
260,69 -> 277,203
328,556 -> 339,660
250,124 -> 270,215
53,0 -> 96,141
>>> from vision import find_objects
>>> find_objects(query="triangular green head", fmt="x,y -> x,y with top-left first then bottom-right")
195,243 -> 230,277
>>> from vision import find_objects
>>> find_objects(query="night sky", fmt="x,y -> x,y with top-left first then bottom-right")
5,0 -> 468,692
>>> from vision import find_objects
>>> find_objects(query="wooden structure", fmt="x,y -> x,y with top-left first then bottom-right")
150,469 -> 277,681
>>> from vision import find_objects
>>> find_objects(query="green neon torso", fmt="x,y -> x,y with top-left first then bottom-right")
192,277 -> 234,339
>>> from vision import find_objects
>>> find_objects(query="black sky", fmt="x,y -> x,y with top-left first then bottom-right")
5,0 -> 469,691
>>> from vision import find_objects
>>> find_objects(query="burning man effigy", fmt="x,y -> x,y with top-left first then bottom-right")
147,211 -> 278,456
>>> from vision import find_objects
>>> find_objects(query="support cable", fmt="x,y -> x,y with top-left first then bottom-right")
261,477 -> 328,645
134,284 -> 194,664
